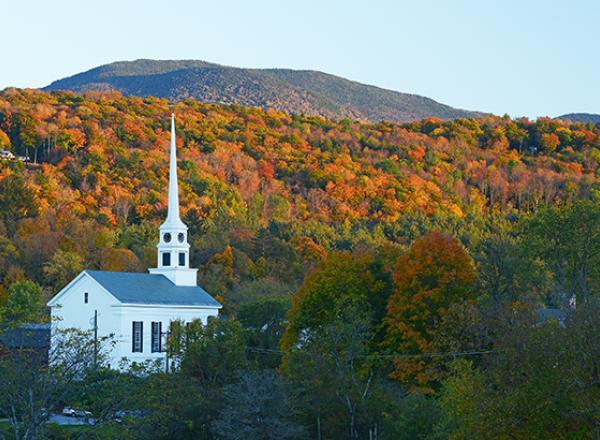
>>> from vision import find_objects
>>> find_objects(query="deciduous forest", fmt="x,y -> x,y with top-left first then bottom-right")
1,88 -> 600,439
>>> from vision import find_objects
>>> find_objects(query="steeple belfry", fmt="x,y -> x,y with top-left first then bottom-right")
149,114 -> 198,286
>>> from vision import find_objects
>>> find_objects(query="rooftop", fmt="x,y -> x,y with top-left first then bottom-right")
85,270 -> 221,307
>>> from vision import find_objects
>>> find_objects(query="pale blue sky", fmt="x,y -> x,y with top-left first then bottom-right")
2,0 -> 598,118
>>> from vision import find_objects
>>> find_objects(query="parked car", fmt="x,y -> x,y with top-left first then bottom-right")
62,407 -> 93,418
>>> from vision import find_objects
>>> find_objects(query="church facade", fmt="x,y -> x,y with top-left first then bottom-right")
47,115 -> 221,368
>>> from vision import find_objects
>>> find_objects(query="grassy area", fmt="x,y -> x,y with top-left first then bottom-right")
0,420 -> 131,439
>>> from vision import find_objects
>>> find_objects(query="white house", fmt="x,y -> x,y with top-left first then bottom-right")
0,149 -> 15,160
47,115 -> 221,369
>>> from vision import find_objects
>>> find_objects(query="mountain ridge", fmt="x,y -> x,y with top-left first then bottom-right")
44,59 -> 480,123
556,113 -> 600,124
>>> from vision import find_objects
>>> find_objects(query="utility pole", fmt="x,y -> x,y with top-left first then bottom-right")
93,310 -> 98,366
163,328 -> 170,373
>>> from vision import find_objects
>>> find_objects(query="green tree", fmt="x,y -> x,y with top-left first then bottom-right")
211,370 -> 305,440
0,175 -> 39,235
172,318 -> 249,386
522,200 -> 600,305
238,297 -> 289,368
281,250 -> 390,350
1,279 -> 45,327
441,302 -> 600,439
133,372 -> 214,440
284,302 -> 392,440
0,329 -> 112,440
471,221 -> 551,309
43,249 -> 84,292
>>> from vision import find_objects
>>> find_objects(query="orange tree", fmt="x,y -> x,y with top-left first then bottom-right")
383,231 -> 476,393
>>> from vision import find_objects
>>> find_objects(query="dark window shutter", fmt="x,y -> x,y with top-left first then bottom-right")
151,322 -> 155,352
151,322 -> 163,353
132,321 -> 144,353
159,321 -> 163,352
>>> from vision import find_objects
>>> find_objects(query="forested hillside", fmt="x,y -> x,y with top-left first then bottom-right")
2,88 -> 600,438
44,59 -> 479,122
0,87 -> 599,302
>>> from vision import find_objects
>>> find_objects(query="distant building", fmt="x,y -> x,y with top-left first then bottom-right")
0,149 -> 15,160
47,115 -> 221,369
536,307 -> 567,327
0,323 -> 51,362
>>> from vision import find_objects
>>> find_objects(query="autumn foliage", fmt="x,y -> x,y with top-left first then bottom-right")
384,232 -> 476,392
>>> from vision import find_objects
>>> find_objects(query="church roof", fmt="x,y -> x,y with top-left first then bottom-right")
85,270 -> 221,307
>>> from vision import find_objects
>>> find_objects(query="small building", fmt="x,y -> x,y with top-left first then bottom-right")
47,115 -> 221,368
536,307 -> 567,327
0,149 -> 15,160
0,323 -> 51,363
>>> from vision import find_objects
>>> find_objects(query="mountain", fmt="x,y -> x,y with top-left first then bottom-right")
557,113 -> 600,124
44,59 -> 479,123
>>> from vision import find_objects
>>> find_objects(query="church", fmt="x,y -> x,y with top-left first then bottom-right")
47,115 -> 221,368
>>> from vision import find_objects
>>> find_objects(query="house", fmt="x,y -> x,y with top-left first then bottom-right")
536,307 -> 567,327
0,149 -> 15,160
47,115 -> 221,369
0,323 -> 51,363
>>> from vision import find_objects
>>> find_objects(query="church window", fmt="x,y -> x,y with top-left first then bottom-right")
178,233 -> 185,243
162,252 -> 171,266
132,321 -> 143,353
163,233 -> 172,243
84,292 -> 88,304
179,252 -> 185,266
151,322 -> 162,353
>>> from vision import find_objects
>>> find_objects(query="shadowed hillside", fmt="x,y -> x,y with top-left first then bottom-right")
557,113 -> 600,124
44,59 -> 479,123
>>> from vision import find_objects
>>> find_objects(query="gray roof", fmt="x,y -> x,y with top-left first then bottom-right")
537,308 -> 567,326
0,323 -> 51,349
85,270 -> 221,307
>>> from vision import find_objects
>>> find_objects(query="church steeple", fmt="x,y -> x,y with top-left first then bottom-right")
149,114 -> 198,286
164,114 -> 186,229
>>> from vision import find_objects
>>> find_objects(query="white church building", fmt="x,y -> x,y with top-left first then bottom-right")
47,115 -> 221,368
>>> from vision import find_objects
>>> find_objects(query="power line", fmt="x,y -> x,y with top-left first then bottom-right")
243,346 -> 495,359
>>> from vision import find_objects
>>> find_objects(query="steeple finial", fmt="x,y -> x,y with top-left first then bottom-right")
164,113 -> 185,228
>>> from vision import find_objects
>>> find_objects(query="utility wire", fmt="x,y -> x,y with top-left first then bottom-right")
244,346 -> 495,359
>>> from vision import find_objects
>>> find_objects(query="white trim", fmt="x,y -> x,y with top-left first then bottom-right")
46,270 -> 121,307
47,270 -> 222,311
113,303 -> 222,310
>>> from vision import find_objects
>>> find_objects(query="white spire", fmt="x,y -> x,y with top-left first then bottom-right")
150,113 -> 197,286
163,113 -> 186,229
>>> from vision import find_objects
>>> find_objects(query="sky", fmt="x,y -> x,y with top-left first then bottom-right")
2,0 -> 599,118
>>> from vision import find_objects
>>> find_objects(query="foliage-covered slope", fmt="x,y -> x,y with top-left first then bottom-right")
44,59 -> 478,123
0,88 -> 600,301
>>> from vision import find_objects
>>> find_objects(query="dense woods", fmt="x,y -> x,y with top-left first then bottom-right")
2,88 -> 600,439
